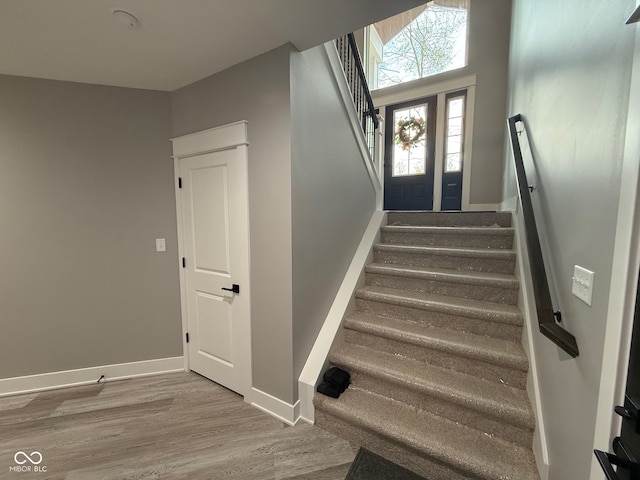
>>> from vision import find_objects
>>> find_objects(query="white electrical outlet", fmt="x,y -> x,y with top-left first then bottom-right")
572,265 -> 594,306
155,238 -> 166,252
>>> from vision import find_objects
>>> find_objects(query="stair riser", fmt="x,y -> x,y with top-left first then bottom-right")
365,272 -> 519,305
355,299 -> 522,342
381,231 -> 513,249
347,371 -> 533,448
374,250 -> 516,274
315,409 -> 479,480
388,212 -> 512,227
344,330 -> 527,389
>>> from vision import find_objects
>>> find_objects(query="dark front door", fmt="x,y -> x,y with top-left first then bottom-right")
595,270 -> 640,479
383,96 -> 436,211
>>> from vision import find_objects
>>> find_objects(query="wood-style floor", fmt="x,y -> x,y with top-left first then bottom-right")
0,372 -> 355,480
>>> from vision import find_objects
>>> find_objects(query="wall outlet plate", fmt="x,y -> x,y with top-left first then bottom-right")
572,265 -> 594,306
155,238 -> 166,252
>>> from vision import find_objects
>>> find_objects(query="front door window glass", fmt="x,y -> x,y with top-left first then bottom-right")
393,106 -> 427,177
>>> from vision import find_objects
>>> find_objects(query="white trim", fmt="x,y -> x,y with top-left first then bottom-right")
172,123 -> 253,403
509,202 -> 550,480
0,357 -> 184,398
500,195 -> 519,212
433,93 -> 446,212
374,114 -> 385,186
251,388 -> 301,426
466,202 -> 500,211
170,121 -> 248,158
322,41 -> 383,209
590,11 -> 640,478
298,210 -> 386,423
372,74 -> 477,109
174,158 -> 190,373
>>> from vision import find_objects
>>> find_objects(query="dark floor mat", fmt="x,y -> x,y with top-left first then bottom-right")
345,448 -> 426,480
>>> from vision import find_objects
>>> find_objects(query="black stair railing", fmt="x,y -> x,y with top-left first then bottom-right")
507,114 -> 579,358
335,33 -> 379,157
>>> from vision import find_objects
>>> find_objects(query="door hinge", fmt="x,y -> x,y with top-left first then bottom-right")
186,332 -> 189,343
178,177 -> 182,188
182,257 -> 186,268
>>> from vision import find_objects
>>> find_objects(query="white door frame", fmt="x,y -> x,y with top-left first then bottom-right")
171,121 -> 252,403
590,10 -> 640,478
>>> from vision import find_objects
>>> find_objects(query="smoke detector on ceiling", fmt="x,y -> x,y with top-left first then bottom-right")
112,9 -> 140,30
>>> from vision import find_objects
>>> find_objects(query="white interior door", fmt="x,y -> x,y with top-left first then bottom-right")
172,122 -> 251,398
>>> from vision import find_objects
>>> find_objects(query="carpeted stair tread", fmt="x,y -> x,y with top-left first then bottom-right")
330,343 -> 534,430
365,263 -> 519,290
380,225 -> 514,249
381,225 -> 514,236
374,243 -> 516,260
314,388 -> 538,480
387,211 -> 512,227
356,285 -> 522,326
344,311 -> 528,372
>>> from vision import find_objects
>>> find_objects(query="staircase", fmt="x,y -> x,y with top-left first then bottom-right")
314,211 -> 540,480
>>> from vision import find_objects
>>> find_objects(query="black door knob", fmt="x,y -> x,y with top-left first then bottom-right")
221,284 -> 240,294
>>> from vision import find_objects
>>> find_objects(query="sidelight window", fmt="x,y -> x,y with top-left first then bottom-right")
444,94 -> 465,173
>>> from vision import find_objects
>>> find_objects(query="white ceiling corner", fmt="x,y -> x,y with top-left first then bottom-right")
0,0 -> 427,91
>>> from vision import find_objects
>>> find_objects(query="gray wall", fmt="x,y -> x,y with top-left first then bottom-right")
503,2 -> 636,479
0,75 -> 181,379
290,47 -> 377,397
371,0 -> 512,206
171,45 -> 297,403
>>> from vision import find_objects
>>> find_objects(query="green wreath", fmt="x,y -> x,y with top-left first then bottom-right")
395,116 -> 426,151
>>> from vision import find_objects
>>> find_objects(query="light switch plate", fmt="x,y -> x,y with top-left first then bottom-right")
572,265 -> 594,306
155,238 -> 166,252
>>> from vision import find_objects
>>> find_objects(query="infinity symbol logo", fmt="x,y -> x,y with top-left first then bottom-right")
14,451 -> 43,465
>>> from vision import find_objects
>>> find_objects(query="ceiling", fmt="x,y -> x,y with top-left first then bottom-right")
0,0 -> 426,92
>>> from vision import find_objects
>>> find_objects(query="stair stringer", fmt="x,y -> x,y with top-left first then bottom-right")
508,198 -> 551,480
298,210 -> 387,423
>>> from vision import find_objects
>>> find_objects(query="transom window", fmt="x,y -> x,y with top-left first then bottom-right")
365,1 -> 469,90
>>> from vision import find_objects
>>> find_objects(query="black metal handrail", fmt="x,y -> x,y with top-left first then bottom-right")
335,33 -> 379,156
507,114 -> 579,358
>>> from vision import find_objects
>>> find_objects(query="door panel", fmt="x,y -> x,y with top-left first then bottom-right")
384,96 -> 437,211
617,274 -> 640,480
595,269 -> 640,479
441,178 -> 462,210
195,292 -> 233,364
179,146 -> 249,396
191,165 -> 230,273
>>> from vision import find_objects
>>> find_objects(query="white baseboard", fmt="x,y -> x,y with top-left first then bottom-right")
298,210 -> 386,423
251,387 -> 301,426
500,195 -> 518,212
510,203 -> 550,480
466,202 -> 501,211
0,357 -> 185,398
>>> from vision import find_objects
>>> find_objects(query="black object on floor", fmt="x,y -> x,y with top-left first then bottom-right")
324,366 -> 350,392
345,448 -> 426,480
317,381 -> 341,398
